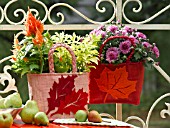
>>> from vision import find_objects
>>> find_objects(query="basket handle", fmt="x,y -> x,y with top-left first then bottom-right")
48,43 -> 77,73
99,36 -> 135,62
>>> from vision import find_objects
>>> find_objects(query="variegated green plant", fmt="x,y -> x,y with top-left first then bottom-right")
11,10 -> 100,76
51,32 -> 100,72
11,31 -> 100,76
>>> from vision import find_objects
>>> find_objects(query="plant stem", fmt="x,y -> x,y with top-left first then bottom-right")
39,47 -> 44,73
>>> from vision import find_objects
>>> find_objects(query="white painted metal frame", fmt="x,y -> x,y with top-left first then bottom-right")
0,0 -> 170,127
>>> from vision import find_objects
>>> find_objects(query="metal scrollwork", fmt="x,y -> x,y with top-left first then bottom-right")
3,0 -> 48,25
1,0 -> 116,25
48,0 -> 116,24
0,6 -> 4,24
125,93 -> 170,128
4,0 -> 26,25
31,0 -> 48,23
122,0 -> 170,24
160,102 -> 170,118
0,65 -> 17,95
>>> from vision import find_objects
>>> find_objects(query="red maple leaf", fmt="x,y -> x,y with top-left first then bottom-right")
95,66 -> 137,102
46,75 -> 77,115
51,89 -> 88,116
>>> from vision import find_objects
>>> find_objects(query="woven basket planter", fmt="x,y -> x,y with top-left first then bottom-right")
89,36 -> 144,105
27,43 -> 89,120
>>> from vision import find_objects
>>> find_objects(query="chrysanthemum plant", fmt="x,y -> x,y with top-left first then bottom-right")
11,10 -> 99,76
90,22 -> 160,66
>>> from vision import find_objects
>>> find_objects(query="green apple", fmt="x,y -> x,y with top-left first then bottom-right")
0,98 -> 6,109
75,110 -> 88,122
4,92 -> 22,108
34,112 -> 49,126
0,112 -> 13,128
20,100 -> 39,124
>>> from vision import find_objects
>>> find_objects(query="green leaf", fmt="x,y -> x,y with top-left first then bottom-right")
134,52 -> 141,60
30,64 -> 40,71
21,67 -> 30,77
21,44 -> 33,59
90,57 -> 99,64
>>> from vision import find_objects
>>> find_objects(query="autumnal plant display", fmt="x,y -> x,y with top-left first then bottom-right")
90,23 -> 159,64
10,10 -> 99,120
11,10 -> 99,76
88,22 -> 160,105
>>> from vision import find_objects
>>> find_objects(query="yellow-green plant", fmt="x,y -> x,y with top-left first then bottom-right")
51,32 -> 100,72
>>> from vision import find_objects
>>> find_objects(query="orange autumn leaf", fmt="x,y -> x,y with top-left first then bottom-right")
95,66 -> 137,102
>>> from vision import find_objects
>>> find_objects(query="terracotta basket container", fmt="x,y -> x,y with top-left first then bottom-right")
89,36 -> 145,105
27,43 -> 89,120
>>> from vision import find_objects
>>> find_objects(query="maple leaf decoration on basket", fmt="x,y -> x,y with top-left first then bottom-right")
46,75 -> 88,116
95,66 -> 137,102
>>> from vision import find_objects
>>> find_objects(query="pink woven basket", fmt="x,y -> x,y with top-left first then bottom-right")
27,43 -> 89,120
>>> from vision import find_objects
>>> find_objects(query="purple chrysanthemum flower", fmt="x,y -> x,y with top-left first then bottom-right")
106,47 -> 119,63
152,45 -> 160,58
90,29 -> 98,35
122,29 -> 128,35
107,25 -> 118,33
97,25 -> 105,30
123,26 -> 133,33
136,32 -> 147,39
119,40 -> 131,54
96,30 -> 106,38
142,42 -> 152,48
129,35 -> 139,43
115,30 -> 120,35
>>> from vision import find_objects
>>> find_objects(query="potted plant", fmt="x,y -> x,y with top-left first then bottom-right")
88,21 -> 160,105
10,10 -> 99,119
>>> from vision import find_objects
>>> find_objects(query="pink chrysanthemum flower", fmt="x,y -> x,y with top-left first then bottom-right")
107,25 -> 118,33
136,32 -> 147,39
122,29 -> 128,36
123,26 -> 133,33
97,25 -> 105,30
152,45 -> 160,58
129,35 -> 139,43
142,42 -> 152,48
119,40 -> 131,54
106,47 -> 119,63
90,29 -> 98,35
96,30 -> 107,38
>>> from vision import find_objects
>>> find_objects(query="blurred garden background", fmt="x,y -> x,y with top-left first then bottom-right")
0,0 -> 170,127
